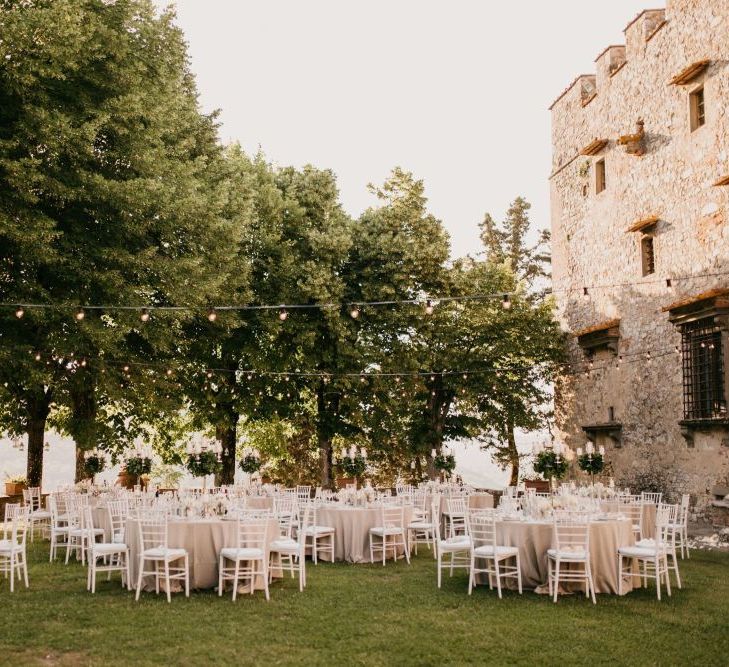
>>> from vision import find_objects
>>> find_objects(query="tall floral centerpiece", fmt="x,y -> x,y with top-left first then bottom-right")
123,443 -> 153,489
336,446 -> 367,489
239,447 -> 262,475
577,442 -> 605,485
83,449 -> 106,482
186,437 -> 222,488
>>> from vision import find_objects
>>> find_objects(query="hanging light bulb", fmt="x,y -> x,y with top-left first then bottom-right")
15,306 -> 24,319
462,373 -> 468,380
166,368 -> 173,376
424,299 -> 434,315
34,352 -> 41,361
206,370 -> 213,378
279,307 -> 288,321
80,359 -> 87,367
350,305 -> 360,319
75,308 -> 85,321
140,308 -> 150,322
123,365 -> 130,372
207,307 -> 217,322
502,294 -> 511,310
360,374 -> 366,384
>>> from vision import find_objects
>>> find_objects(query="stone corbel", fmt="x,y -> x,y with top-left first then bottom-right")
582,423 -> 623,447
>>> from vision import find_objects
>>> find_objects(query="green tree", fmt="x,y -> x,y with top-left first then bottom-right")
0,0 -> 235,485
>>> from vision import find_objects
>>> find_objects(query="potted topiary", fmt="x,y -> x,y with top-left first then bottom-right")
123,445 -> 153,489
4,475 -> 28,497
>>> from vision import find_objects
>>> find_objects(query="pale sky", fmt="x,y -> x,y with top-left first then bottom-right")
156,0 -> 650,257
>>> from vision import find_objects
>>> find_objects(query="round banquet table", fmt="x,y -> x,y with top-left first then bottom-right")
314,505 -> 413,563
125,517 -> 282,592
473,518 -> 636,595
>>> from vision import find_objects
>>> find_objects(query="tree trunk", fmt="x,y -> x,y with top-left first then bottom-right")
69,379 -> 97,482
75,447 -> 89,482
316,382 -> 334,489
26,387 -> 51,488
216,411 -> 239,486
506,417 -> 519,486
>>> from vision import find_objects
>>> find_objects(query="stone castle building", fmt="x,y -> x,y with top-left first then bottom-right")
549,0 -> 729,515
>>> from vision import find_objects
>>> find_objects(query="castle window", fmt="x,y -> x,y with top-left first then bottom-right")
680,318 -> 725,420
689,86 -> 705,131
640,236 -> 655,276
595,159 -> 606,194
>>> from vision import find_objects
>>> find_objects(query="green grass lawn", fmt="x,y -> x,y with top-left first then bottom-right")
1,542 -> 728,666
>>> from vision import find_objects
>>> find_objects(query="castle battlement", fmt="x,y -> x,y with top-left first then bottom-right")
548,0 -> 729,513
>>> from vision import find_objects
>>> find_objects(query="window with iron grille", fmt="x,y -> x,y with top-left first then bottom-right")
680,318 -> 726,420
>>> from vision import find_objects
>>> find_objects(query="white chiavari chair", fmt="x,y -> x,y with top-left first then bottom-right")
641,491 -> 662,505
296,486 -> 311,504
65,497 -> 103,565
671,494 -> 690,559
369,503 -> 410,566
218,517 -> 269,601
134,512 -> 189,603
0,505 -> 29,592
443,496 -> 467,538
82,506 -> 130,593
547,513 -> 596,604
49,494 -> 72,562
107,500 -> 130,545
407,492 -> 436,557
274,496 -> 298,536
269,502 -> 310,592
618,504 -> 674,600
303,503 -> 335,564
467,509 -> 521,598
23,487 -> 51,541
433,499 -> 471,588
619,494 -> 644,541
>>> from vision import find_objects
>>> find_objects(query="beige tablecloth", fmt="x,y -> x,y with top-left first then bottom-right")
600,501 -> 657,538
315,505 -> 413,563
126,517 -> 281,592
474,518 -> 635,595
246,496 -> 274,510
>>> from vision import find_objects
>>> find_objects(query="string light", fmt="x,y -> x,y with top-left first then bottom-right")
207,308 -> 217,322
75,308 -> 85,321
166,368 -> 173,376
424,300 -> 434,315
350,305 -> 360,319
34,352 -> 41,361
15,306 -> 24,319
140,308 -> 150,322
278,307 -> 288,321
502,294 -> 511,310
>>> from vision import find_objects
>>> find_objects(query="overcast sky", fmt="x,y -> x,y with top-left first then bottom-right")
154,0 -> 650,258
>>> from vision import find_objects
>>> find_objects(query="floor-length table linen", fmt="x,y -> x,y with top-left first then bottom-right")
314,505 -> 413,563
473,518 -> 635,595
125,517 -> 281,592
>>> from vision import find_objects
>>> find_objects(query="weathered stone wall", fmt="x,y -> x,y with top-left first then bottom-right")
549,0 -> 729,514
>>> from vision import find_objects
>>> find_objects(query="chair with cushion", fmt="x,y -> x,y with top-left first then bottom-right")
65,499 -> 104,565
270,503 -> 310,592
0,505 -> 29,592
617,504 -> 674,600
369,503 -> 410,566
303,504 -> 335,564
442,495 -> 468,539
219,517 -> 269,601
547,514 -> 596,604
467,509 -> 521,598
83,506 -> 130,594
433,499 -> 471,588
49,494 -> 72,562
106,500 -> 130,545
23,487 -> 51,542
408,492 -> 436,557
134,512 -> 189,603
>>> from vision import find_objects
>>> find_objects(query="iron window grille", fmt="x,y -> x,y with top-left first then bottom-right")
680,317 -> 726,420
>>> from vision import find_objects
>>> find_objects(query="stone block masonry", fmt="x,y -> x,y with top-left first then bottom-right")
549,0 -> 729,515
